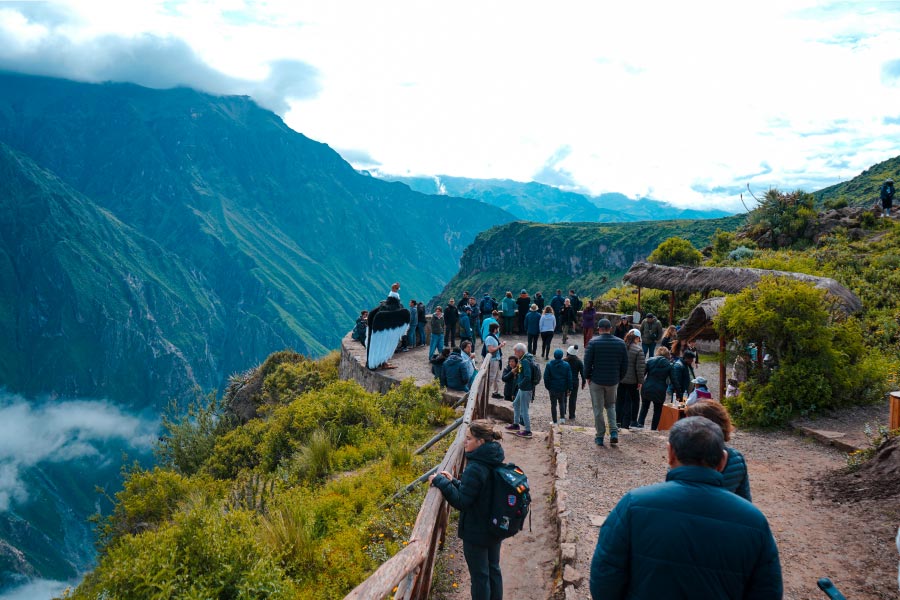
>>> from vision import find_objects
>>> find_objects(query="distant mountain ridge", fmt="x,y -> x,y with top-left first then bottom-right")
0,72 -> 514,407
432,215 -> 747,306
367,172 -> 736,223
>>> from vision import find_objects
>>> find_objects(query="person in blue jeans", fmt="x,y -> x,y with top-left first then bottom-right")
429,306 -> 445,359
506,343 -> 535,439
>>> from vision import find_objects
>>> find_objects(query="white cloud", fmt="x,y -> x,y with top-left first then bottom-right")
2,1 -> 900,211
0,577 -> 72,600
0,393 -> 158,511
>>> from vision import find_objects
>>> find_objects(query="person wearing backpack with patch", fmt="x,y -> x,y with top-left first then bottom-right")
430,420 -> 508,600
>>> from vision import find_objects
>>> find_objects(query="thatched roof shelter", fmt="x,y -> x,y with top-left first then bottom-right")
623,261 -> 862,314
676,297 -> 725,342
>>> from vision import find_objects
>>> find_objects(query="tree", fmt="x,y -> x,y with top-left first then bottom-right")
647,237 -> 703,266
715,276 -> 886,426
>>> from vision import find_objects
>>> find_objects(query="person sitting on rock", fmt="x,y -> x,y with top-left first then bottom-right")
686,376 -> 713,405
440,347 -> 470,392
351,310 -> 368,345
430,347 -> 451,380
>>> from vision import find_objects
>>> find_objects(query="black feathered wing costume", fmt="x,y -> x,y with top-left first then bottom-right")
366,296 -> 411,369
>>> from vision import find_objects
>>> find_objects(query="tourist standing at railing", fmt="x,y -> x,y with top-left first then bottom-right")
429,420 -> 506,600
534,291 -> 545,311
560,298 -> 577,344
525,304 -> 541,355
416,302 -> 427,347
581,300 -> 597,347
501,291 -> 517,335
508,343 -> 535,439
516,289 -> 531,334
539,306 -> 556,359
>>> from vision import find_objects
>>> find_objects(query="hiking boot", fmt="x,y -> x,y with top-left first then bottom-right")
505,423 -> 520,431
610,434 -> 618,445
595,437 -> 604,446
516,430 -> 533,439
491,392 -> 503,399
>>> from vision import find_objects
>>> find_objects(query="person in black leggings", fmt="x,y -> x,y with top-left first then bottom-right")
539,306 -> 556,359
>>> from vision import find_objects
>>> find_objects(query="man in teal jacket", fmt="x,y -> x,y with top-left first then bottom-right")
590,417 -> 783,600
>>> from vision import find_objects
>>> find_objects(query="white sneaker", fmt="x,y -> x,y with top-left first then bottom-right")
560,417 -> 566,424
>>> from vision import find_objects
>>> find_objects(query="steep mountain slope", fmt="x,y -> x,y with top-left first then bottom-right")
0,73 -> 514,405
813,154 -> 900,207
0,143 -> 215,405
372,173 -> 735,223
434,215 -> 746,302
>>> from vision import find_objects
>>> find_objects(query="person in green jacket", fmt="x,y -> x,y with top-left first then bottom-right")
501,291 -> 517,335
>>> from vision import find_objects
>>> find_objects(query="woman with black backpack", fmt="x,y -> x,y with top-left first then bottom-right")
430,420 -> 505,600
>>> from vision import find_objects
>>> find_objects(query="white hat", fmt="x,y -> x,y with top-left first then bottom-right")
567,345 -> 579,355
691,376 -> 708,386
629,328 -> 642,338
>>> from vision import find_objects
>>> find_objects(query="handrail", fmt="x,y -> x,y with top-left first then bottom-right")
345,354 -> 494,600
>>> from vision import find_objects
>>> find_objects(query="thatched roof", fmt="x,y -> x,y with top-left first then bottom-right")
677,297 -> 725,342
623,261 -> 862,314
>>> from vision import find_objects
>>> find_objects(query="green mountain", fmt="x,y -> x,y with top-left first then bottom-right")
369,173 -> 736,223
813,154 -> 900,207
0,72 -> 514,406
433,216 -> 746,303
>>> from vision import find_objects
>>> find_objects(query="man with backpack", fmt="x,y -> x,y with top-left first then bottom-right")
508,343 -> 540,438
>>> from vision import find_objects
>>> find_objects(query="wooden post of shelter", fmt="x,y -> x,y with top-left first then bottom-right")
719,336 -> 726,401
636,286 -> 642,314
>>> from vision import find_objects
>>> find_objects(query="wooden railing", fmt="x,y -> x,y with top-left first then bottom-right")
345,355 -> 493,600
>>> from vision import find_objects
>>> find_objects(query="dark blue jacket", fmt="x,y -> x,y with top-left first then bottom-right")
724,446 -> 752,502
516,354 -> 537,392
440,352 -> 469,391
671,358 -> 693,399
550,294 -> 566,314
641,356 -> 672,400
583,334 -> 628,385
543,358 -> 573,393
590,466 -> 782,600
458,313 -> 473,339
565,355 -> 584,390
524,310 -> 542,335
432,441 -> 505,546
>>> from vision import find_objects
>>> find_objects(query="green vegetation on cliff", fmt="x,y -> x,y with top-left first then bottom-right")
813,153 -> 900,208
434,215 -> 745,303
66,352 -> 455,600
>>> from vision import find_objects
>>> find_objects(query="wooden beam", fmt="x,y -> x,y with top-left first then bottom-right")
719,336 -> 726,401
636,287 -> 642,314
669,290 -> 675,326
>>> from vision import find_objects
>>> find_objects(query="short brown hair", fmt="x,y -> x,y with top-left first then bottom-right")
468,419 -> 502,442
685,401 -> 734,442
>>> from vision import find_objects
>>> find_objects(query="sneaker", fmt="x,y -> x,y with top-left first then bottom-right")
516,430 -> 533,439
595,437 -> 604,446
630,422 -> 643,429
610,434 -> 618,445
505,423 -> 520,431
560,417 -> 566,424
491,392 -> 503,399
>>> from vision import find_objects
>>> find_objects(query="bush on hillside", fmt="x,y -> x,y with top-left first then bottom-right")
747,189 -> 816,248
647,237 -> 703,266
716,277 -> 889,426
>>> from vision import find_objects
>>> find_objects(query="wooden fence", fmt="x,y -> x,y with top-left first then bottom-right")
345,355 -> 493,600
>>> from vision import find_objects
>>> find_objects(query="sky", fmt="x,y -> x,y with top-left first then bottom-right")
2,1 -> 900,211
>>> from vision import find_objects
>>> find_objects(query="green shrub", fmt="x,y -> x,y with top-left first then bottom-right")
824,197 -> 849,210
727,246 -> 756,262
647,237 -> 703,266
289,429 -> 334,483
156,391 -> 227,476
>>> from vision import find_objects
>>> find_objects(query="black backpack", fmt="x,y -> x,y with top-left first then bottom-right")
488,463 -> 531,539
524,356 -> 541,386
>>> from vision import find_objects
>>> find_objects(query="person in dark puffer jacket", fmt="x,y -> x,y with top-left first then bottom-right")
685,400 -> 752,501
544,348 -> 573,424
430,420 -> 506,600
502,356 -> 520,401
637,347 -> 672,430
440,347 -> 470,391
590,417 -> 781,599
